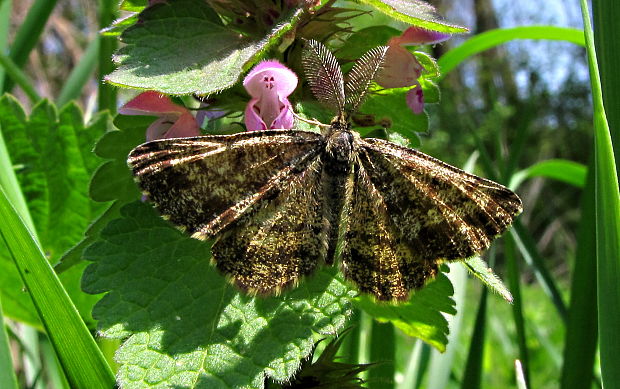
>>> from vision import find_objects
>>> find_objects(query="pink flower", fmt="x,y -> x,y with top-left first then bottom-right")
243,60 -> 298,131
119,91 -> 201,141
376,26 -> 451,115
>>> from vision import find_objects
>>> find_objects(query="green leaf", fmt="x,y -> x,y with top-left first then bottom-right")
120,0 -> 147,12
363,88 -> 428,144
0,97 -> 107,261
510,159 -> 587,189
0,186 -> 115,388
89,115 -> 147,203
82,201 -> 357,388
438,26 -> 585,79
106,0 -> 303,95
0,95 -> 107,326
413,51 -> 440,80
100,13 -> 138,37
337,26 -> 401,59
56,114 -> 151,273
352,269 -> 455,352
463,257 -> 512,303
419,78 -> 439,104
356,0 -> 467,34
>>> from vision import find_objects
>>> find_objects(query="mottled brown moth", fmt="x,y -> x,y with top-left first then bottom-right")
128,40 -> 522,301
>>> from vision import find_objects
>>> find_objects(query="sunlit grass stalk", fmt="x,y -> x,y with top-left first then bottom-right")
0,186 -> 116,389
579,1 -> 620,387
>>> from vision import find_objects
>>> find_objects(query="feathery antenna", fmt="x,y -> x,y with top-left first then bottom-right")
302,39 -> 346,115
344,46 -> 389,114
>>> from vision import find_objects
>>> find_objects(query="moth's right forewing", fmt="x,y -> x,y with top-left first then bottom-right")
358,137 -> 522,262
127,130 -> 324,239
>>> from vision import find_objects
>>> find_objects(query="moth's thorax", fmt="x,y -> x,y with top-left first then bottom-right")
324,115 -> 355,172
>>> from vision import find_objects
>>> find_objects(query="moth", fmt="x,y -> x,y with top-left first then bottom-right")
128,40 -> 522,301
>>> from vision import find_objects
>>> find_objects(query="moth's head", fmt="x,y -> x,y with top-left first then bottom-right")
301,39 -> 388,120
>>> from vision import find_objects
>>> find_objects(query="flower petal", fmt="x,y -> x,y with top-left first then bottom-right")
119,91 -> 189,116
145,116 -> 174,141
376,45 -> 424,88
244,99 -> 268,131
391,26 -> 452,46
243,60 -> 298,98
146,113 -> 200,141
160,113 -> 201,139
406,84 -> 425,115
270,97 -> 294,129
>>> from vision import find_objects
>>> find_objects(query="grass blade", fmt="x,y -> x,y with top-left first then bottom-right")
57,37 -> 101,107
510,159 -> 587,190
0,53 -> 39,104
368,322 -> 395,388
438,26 -> 585,78
399,341 -> 431,389
460,289 -> 487,389
593,0 -> 620,168
505,234 -> 530,387
511,222 -> 568,322
0,298 -> 18,389
560,164 -> 599,389
98,0 -> 118,112
579,1 -> 620,387
0,0 -> 12,92
2,0 -> 58,92
0,186 -> 115,388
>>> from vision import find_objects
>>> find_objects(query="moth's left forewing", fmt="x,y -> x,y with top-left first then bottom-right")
127,130 -> 324,239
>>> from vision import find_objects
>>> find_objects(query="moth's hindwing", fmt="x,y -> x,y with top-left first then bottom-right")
341,160 -> 439,301
211,156 -> 329,294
